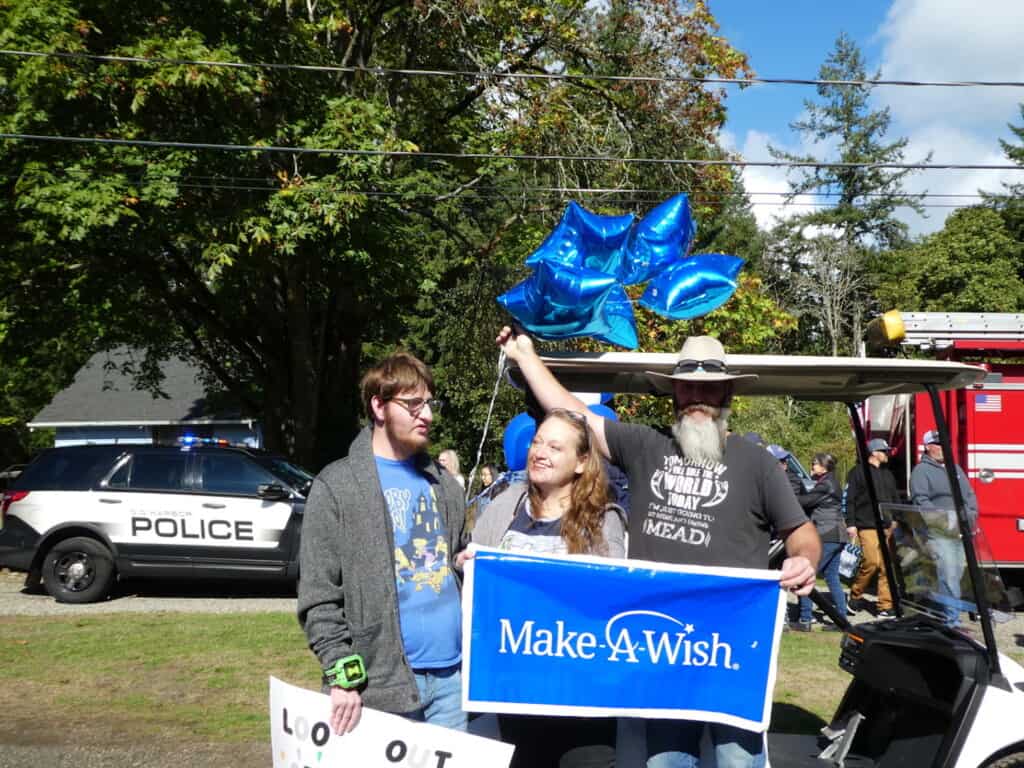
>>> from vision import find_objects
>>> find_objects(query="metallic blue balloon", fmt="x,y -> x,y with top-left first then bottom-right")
525,201 -> 634,275
618,193 -> 697,285
638,253 -> 744,320
587,403 -> 619,422
502,412 -> 536,472
498,259 -> 617,339
497,261 -> 638,348
590,285 -> 639,349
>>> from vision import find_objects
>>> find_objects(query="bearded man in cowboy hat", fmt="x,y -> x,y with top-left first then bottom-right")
495,326 -> 820,768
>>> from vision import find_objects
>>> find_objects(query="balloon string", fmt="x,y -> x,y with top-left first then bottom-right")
465,347 -> 507,504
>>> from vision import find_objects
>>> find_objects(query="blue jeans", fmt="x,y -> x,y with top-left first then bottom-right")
403,665 -> 467,731
929,537 -> 966,627
646,720 -> 766,767
799,541 -> 847,623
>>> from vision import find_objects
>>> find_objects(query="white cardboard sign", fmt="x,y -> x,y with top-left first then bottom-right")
269,676 -> 514,768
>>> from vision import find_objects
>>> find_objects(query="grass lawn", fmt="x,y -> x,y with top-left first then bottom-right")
2,612 -> 1021,748
0,613 -> 315,746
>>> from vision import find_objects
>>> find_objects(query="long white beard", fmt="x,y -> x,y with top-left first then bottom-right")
672,407 -> 730,464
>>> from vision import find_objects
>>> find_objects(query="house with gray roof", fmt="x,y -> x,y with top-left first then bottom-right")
29,348 -> 261,447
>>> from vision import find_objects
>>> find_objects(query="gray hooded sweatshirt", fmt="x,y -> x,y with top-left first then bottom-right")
297,426 -> 466,713
910,453 -> 978,528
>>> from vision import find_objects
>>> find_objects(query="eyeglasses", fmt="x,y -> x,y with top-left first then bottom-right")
673,358 -> 727,375
388,396 -> 443,416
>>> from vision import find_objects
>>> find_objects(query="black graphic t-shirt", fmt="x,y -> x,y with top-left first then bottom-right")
606,421 -> 807,568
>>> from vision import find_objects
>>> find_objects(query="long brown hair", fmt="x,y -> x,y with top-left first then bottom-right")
526,410 -> 610,555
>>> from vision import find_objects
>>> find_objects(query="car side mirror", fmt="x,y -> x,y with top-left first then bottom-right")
257,483 -> 291,501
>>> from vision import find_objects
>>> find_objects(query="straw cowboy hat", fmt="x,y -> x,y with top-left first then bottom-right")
646,335 -> 759,394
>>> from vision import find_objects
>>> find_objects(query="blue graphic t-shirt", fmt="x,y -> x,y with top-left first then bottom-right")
376,456 -> 461,669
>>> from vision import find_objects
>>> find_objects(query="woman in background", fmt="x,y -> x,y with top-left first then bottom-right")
438,448 -> 465,489
793,452 -> 847,630
480,463 -> 499,490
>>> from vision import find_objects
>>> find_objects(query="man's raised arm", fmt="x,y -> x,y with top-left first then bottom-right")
497,325 -> 611,460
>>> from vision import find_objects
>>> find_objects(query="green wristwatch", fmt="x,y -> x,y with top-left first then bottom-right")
323,654 -> 367,689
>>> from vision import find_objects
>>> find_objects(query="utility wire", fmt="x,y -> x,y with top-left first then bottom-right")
3,132 -> 1021,171
0,170 -> 992,198
14,177 -> 985,207
2,49 -> 1023,89
169,186 -> 986,207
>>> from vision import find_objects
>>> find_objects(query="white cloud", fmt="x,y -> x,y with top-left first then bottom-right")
729,127 -> 843,231
877,0 -> 1024,128
737,130 -> 794,229
891,125 -> 1015,235
874,0 -> 1024,233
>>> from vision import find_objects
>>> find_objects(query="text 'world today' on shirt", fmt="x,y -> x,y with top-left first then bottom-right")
376,455 -> 462,669
605,422 -> 807,568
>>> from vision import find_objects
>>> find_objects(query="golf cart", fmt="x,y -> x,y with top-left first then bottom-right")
506,349 -> 1024,768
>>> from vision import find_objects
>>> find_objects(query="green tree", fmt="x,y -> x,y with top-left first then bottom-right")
0,0 -> 753,469
876,206 -> 1024,313
983,104 -> 1024,243
765,33 -> 926,354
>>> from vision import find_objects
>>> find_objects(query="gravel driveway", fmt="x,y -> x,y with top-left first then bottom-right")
0,568 -> 296,615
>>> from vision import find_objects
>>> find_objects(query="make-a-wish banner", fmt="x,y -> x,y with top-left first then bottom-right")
270,676 -> 514,768
462,549 -> 786,733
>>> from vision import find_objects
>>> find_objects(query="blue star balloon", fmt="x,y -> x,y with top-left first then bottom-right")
497,259 -> 620,340
618,193 -> 697,285
590,284 -> 639,349
525,201 -> 634,276
498,193 -> 740,348
638,253 -> 744,320
498,260 -> 639,348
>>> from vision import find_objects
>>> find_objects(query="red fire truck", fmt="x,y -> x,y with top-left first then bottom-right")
866,310 -> 1024,586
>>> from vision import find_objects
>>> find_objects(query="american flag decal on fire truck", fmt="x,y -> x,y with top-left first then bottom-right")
975,393 -> 1002,413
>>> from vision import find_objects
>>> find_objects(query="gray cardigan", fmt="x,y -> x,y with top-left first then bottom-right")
472,480 -> 627,557
297,426 -> 466,713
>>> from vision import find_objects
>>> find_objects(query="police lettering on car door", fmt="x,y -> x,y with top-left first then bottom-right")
129,513 -> 255,542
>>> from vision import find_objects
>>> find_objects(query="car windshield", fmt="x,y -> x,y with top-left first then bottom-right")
883,501 -> 1017,633
258,456 -> 314,495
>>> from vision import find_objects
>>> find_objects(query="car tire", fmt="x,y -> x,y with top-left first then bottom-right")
42,537 -> 116,604
984,752 -> 1024,768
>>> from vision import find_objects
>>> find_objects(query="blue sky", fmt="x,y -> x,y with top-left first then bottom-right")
707,1 -> 1024,234
714,3 -> 887,145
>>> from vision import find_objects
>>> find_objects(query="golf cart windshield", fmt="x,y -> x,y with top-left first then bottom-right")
884,502 -> 1017,627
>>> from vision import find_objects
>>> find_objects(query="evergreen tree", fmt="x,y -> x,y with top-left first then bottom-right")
982,104 -> 1024,243
765,33 -> 926,353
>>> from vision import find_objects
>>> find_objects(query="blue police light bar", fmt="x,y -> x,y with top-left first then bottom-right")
177,436 -> 231,447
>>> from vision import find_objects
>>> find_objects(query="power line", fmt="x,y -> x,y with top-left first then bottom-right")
3,132 -> 1022,171
1,170 -> 992,199
2,48 -> 1023,89
13,177 -> 982,208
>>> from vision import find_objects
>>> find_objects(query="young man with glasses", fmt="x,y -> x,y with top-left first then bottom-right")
298,352 -> 467,736
496,327 -> 820,768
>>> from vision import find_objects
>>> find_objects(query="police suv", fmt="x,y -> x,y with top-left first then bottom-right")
0,439 -> 312,603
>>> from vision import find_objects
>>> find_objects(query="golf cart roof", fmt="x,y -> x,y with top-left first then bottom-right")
514,352 -> 985,400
